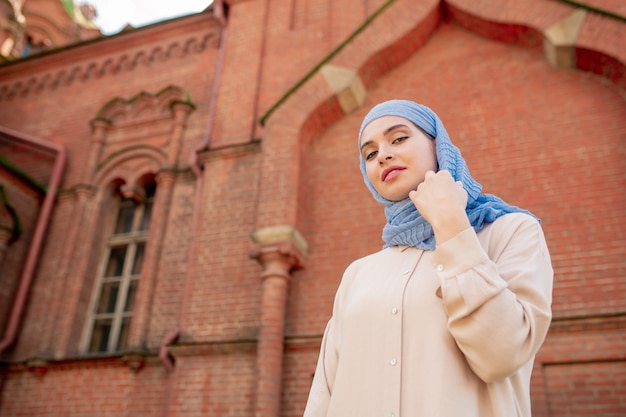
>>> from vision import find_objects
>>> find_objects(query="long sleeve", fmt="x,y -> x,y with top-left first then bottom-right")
303,318 -> 337,417
431,213 -> 553,382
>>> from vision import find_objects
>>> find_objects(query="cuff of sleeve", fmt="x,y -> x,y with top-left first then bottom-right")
431,226 -> 489,279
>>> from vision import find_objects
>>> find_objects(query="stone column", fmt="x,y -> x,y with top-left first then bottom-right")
251,226 -> 307,417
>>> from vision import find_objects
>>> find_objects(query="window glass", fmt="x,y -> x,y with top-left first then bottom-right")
114,202 -> 135,235
132,243 -> 145,275
125,280 -> 138,312
116,317 -> 131,351
139,200 -> 152,231
105,246 -> 127,277
89,318 -> 112,353
96,281 -> 120,314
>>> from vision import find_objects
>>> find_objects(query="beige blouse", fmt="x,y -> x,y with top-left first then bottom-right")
303,213 -> 553,417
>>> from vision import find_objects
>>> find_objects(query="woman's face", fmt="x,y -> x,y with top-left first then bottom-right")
360,115 -> 437,202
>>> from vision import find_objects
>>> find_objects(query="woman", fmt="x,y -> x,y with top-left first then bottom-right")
303,100 -> 553,417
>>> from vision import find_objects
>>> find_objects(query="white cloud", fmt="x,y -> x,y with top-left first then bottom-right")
82,0 -> 214,35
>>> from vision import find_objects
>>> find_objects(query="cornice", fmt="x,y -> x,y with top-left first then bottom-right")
197,140 -> 262,164
0,13 -> 222,101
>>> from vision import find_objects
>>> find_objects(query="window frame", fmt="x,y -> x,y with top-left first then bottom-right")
81,189 -> 153,354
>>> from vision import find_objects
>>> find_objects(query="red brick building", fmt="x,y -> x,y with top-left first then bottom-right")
0,0 -> 624,416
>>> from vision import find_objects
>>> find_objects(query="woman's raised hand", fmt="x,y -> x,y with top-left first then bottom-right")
409,170 -> 471,246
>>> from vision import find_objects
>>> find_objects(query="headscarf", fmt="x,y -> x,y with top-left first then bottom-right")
358,99 -> 537,249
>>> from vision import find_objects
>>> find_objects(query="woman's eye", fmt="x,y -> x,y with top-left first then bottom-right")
365,150 -> 377,160
392,136 -> 408,144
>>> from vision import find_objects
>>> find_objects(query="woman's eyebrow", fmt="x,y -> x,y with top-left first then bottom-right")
360,124 -> 410,153
383,124 -> 410,135
360,140 -> 373,153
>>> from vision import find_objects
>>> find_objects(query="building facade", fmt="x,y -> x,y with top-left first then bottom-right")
0,0 -> 625,416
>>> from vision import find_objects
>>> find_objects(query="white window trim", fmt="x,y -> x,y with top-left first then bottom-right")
80,197 -> 150,354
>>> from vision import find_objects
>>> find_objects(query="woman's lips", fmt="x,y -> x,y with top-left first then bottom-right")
382,166 -> 405,181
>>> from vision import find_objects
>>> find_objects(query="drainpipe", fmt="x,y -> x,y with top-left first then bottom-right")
0,126 -> 67,355
159,0 -> 228,370
158,3 -> 228,415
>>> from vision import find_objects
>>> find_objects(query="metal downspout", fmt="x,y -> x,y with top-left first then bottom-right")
159,2 -> 228,416
0,126 -> 67,355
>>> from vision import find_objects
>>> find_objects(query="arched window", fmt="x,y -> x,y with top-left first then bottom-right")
85,179 -> 155,353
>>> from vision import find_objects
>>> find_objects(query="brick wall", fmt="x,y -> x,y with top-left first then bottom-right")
0,1 -> 624,416
544,361 -> 626,417
0,358 -> 168,416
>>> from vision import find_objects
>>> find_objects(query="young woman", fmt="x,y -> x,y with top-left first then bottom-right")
303,100 -> 553,417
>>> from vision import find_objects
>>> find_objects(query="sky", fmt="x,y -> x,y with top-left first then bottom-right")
82,0 -> 214,35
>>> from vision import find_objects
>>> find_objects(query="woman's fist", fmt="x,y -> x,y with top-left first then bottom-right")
409,170 -> 471,245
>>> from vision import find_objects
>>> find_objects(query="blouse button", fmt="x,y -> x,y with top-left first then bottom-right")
391,307 -> 398,315
390,358 -> 397,366
403,269 -> 409,275
436,264 -> 444,272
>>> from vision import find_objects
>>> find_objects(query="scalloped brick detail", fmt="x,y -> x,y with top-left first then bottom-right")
0,31 -> 219,101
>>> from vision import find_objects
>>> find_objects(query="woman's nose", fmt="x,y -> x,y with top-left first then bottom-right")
378,148 -> 393,163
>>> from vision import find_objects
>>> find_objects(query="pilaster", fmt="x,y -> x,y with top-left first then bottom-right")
53,185 -> 98,358
128,169 -> 177,351
86,119 -> 111,183
250,227 -> 306,417
169,102 -> 195,167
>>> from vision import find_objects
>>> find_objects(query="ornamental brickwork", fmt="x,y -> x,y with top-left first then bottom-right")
0,1 -> 624,416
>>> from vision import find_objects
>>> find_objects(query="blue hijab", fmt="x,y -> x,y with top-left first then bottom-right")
358,100 -> 537,249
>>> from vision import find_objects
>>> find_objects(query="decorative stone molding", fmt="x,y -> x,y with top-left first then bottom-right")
89,118 -> 112,139
544,9 -> 588,69
119,183 -> 146,203
58,184 -> 97,201
94,145 -> 167,188
250,225 -> 308,258
252,242 -> 304,281
320,64 -> 366,114
84,86 -> 194,185
0,31 -> 220,101
25,359 -> 49,378
198,140 -> 262,165
95,86 -> 193,126
167,339 -> 256,358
